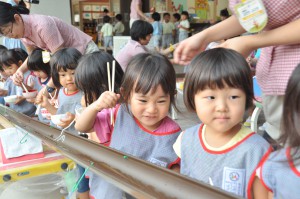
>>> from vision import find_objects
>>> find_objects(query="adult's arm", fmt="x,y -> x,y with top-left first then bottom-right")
135,1 -> 149,21
174,15 -> 245,65
219,18 -> 300,57
12,44 -> 35,86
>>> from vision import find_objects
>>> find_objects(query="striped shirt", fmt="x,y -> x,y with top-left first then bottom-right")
229,0 -> 300,95
21,14 -> 92,54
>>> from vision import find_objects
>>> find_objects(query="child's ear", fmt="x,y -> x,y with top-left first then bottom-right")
119,87 -> 124,96
18,60 -> 23,66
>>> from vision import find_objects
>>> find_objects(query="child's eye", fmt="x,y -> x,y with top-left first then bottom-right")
205,96 -> 214,100
157,100 -> 166,103
230,96 -> 239,99
138,99 -> 147,103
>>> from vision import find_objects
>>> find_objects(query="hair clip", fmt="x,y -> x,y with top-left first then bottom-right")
42,51 -> 51,63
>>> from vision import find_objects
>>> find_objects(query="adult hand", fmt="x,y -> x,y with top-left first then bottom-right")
174,33 -> 209,65
218,35 -> 255,58
12,69 -> 24,86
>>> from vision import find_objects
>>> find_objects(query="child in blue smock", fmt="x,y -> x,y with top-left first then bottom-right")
27,48 -> 51,124
0,48 -> 36,116
74,51 -> 124,199
173,48 -> 272,198
75,53 -> 181,199
38,48 -> 82,135
253,64 -> 300,199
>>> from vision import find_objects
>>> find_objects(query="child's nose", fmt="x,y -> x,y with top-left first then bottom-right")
147,103 -> 158,113
216,99 -> 228,112
66,75 -> 74,80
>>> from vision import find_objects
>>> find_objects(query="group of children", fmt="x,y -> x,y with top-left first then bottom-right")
149,11 -> 190,52
98,13 -> 125,50
99,10 -> 190,54
0,37 -> 299,198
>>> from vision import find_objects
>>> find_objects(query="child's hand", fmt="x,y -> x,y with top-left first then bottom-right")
35,87 -> 46,105
26,97 -> 36,103
0,89 -> 8,96
40,94 -> 51,109
91,91 -> 120,112
57,112 -> 75,128
15,96 -> 25,105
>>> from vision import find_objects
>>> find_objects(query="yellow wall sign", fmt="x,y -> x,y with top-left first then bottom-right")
195,0 -> 209,19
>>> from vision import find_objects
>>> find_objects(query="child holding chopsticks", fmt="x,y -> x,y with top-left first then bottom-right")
73,51 -> 124,199
0,48 -> 36,116
27,48 -> 52,124
75,53 -> 181,199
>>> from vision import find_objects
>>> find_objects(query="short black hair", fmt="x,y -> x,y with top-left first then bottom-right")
115,14 -> 122,21
103,15 -> 111,23
184,48 -> 254,111
0,2 -> 29,27
0,48 -> 27,67
173,13 -> 180,21
75,51 -> 124,106
51,48 -> 82,88
220,8 -> 229,17
122,53 -> 177,113
181,11 -> 189,19
27,48 -> 51,77
130,20 -> 153,41
163,12 -> 170,17
152,12 -> 161,21
280,64 -> 300,148
103,8 -> 109,13
0,45 -> 7,51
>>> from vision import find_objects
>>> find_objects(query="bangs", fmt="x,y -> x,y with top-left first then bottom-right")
56,62 -> 77,72
196,65 -> 244,91
133,57 -> 170,96
1,58 -> 17,67
0,49 -> 27,67
184,48 -> 254,111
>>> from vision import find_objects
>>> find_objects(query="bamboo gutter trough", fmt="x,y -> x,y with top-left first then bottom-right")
0,105 -> 240,199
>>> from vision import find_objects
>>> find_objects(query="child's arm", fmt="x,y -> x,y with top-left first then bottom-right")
252,177 -> 272,199
0,89 -> 8,96
75,91 -> 120,132
15,96 -> 26,105
178,24 -> 189,31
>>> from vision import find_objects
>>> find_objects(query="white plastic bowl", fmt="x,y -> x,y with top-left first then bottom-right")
51,114 -> 66,125
4,95 -> 18,103
22,90 -> 38,99
40,108 -> 51,119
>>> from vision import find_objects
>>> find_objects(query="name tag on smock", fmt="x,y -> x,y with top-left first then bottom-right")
222,167 -> 245,196
234,0 -> 268,33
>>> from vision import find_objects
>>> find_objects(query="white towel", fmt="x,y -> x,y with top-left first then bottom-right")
0,126 -> 43,158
